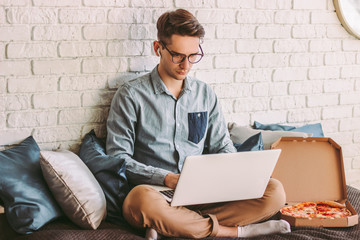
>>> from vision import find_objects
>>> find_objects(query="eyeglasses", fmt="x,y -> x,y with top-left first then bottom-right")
159,41 -> 204,64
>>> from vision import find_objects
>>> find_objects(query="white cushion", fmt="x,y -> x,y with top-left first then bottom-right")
40,150 -> 106,229
228,122 -> 313,149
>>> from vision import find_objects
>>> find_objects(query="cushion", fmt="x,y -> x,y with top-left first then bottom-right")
40,150 -> 106,230
0,136 -> 62,234
233,132 -> 264,152
254,121 -> 324,137
228,122 -> 313,149
79,130 -> 130,224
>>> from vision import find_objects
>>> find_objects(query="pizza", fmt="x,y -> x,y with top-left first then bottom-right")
280,201 -> 352,219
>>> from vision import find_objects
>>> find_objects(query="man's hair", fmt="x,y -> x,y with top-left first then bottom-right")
156,9 -> 205,44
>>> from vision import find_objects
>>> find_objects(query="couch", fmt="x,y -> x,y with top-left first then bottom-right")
1,122 -> 359,240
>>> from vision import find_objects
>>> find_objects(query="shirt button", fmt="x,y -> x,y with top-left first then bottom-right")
197,113 -> 201,117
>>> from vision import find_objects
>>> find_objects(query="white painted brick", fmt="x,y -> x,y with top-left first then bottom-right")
356,79 -> 360,91
215,0 -> 254,8
326,132 -> 353,145
216,24 -> 255,39
346,169 -> 360,186
271,96 -> 306,110
288,108 -> 321,122
273,68 -> 307,81
235,69 -> 272,83
203,24 -> 216,39
82,91 -> 115,107
33,93 -> 81,109
195,70 -> 233,84
311,12 -> 339,24
324,79 -> 353,93
130,24 -> 157,40
130,0 -> 173,7
274,40 -> 308,53
33,59 -> 80,75
322,106 -> 353,119
237,10 -> 273,23
340,118 -> 360,131
189,55 -> 213,70
129,56 -> 159,72
0,7 -> 5,23
307,94 -> 338,107
5,94 -> 30,110
7,111 -> 57,127
353,156 -> 360,169
325,52 -> 356,65
253,54 -> 288,68
83,0 -> 127,7
214,55 -> 252,69
8,76 -> 58,93
292,25 -> 326,38
33,126 -> 82,142
224,113 -> 251,126
0,77 -> 5,93
0,0 -> 28,6
59,42 -> 106,57
355,106 -> 360,117
340,92 -> 360,105
327,25 -> 349,38
202,40 -> 234,54
343,144 -> 360,159
0,113 -> 5,129
308,67 -> 339,79
251,83 -> 269,96
236,40 -> 272,53
358,53 -> 360,64
0,42 -> 4,60
7,8 -> 57,24
108,41 -> 144,56
321,119 -> 339,133
58,108 -> 107,124
174,0 -> 215,8
309,39 -> 341,52
213,83 -> 251,98
274,11 -> 309,24
218,99 -> 233,114
293,0 -> 327,9
59,9 -> 105,23
60,75 -> 107,91
256,0 -> 291,9
108,72 -> 144,89
256,26 -> 291,39
33,26 -> 81,41
342,40 -> 360,51
354,131 -> 360,143
108,8 -> 152,24
83,58 -> 128,73
0,95 -> 5,112
289,53 -> 324,67
33,0 -> 81,6
341,66 -> 360,78
0,26 -> 30,41
0,61 -> 31,76
7,42 -> 57,59
234,98 -> 269,112
289,80 -> 323,95
83,25 -> 129,40
196,9 -> 235,24
269,82 -> 288,96
251,110 -> 287,124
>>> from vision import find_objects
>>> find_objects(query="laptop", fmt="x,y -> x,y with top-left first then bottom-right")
151,149 -> 281,207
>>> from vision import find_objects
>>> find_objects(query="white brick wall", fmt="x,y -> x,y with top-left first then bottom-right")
1,0 -> 360,188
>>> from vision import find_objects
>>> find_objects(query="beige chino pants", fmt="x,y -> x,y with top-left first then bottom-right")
122,178 -> 286,238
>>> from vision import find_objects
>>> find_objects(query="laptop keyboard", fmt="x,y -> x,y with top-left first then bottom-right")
159,189 -> 174,202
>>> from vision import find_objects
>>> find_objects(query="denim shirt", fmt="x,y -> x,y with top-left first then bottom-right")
106,66 -> 236,186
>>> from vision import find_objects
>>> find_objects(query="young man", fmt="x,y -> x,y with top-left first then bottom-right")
106,9 -> 291,239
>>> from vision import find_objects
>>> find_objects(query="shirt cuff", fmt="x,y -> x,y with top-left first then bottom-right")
152,168 -> 171,186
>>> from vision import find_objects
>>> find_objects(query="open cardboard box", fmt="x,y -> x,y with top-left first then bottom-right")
271,137 -> 358,227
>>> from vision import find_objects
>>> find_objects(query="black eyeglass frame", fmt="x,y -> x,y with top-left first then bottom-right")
159,41 -> 204,64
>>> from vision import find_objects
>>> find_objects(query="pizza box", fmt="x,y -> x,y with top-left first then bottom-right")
271,137 -> 358,227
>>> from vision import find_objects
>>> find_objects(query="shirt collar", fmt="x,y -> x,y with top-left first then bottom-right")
150,66 -> 193,95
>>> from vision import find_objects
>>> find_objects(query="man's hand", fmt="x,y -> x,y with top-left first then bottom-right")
164,173 -> 180,189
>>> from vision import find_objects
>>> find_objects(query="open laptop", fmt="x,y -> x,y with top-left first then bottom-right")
151,149 -> 281,207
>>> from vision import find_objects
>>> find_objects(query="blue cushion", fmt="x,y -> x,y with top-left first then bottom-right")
79,130 -> 130,224
0,136 -> 62,234
253,121 -> 324,137
233,132 -> 264,152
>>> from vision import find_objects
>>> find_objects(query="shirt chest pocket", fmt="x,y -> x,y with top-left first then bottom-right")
188,111 -> 208,144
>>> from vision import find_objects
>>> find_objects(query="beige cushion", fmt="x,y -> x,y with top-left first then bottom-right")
228,122 -> 313,149
40,150 -> 106,230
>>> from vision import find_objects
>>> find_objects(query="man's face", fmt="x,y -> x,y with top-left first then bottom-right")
157,34 -> 201,82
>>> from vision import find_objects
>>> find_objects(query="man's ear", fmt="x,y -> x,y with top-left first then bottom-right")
153,41 -> 161,56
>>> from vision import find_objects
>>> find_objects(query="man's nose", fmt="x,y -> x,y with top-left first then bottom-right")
180,58 -> 191,69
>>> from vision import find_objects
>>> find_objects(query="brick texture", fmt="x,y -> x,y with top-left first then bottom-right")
1,1 -> 360,187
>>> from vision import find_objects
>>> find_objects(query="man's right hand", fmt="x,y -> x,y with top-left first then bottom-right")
164,173 -> 180,189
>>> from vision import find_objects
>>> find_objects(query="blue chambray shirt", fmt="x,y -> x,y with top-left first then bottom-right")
106,66 -> 236,186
